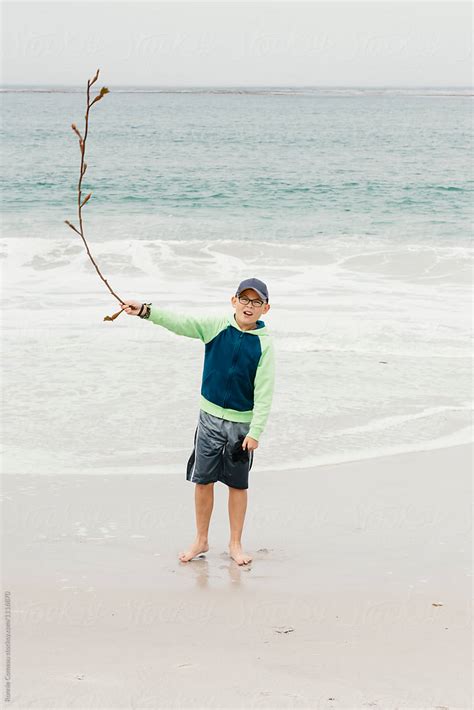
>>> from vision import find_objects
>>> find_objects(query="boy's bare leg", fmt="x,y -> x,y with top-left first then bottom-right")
228,487 -> 252,565
179,483 -> 214,562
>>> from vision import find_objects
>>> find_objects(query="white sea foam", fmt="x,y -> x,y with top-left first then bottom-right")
2,234 -> 472,475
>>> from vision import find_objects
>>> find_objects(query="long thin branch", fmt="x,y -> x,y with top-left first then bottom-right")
65,69 -> 125,321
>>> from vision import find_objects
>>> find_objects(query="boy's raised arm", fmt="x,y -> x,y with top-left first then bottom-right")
146,305 -> 226,344
247,340 -> 275,442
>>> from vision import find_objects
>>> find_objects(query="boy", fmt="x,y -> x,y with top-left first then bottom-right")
121,277 -> 275,566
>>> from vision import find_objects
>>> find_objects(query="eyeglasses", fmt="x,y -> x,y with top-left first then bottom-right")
237,295 -> 265,308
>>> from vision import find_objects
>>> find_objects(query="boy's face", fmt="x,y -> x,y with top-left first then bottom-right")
231,288 -> 270,329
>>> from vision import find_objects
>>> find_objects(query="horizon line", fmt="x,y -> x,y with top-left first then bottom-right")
1,82 -> 472,88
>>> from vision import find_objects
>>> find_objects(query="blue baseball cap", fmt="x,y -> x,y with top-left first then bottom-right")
235,277 -> 269,302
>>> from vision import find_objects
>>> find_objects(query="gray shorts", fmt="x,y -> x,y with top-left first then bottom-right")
186,410 -> 255,489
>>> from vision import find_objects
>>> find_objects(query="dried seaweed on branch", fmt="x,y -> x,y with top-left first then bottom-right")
64,69 -> 125,322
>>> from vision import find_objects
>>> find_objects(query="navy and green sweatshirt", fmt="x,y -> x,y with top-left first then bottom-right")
146,306 -> 275,441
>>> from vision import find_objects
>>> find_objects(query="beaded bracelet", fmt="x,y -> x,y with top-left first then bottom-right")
139,303 -> 152,319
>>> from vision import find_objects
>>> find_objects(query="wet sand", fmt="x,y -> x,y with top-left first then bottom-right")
1,443 -> 471,708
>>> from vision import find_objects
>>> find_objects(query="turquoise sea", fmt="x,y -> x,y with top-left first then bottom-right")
1,85 -> 472,244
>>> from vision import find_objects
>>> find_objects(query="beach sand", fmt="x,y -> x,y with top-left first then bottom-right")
2,443 -> 471,709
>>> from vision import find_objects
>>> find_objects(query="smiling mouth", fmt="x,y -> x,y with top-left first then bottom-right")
243,311 -> 253,316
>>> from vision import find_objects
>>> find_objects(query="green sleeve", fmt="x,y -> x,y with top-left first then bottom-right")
147,305 -> 226,344
248,339 -> 275,441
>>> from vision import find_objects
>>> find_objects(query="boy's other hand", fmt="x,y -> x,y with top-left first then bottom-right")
242,436 -> 259,452
121,300 -> 144,316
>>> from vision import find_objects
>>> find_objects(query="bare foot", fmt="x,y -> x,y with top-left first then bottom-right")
229,542 -> 252,565
178,539 -> 209,563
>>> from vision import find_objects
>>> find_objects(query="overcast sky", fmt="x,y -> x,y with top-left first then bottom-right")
2,1 -> 471,87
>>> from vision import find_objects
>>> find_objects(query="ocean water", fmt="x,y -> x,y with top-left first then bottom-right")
1,86 -> 472,475
2,85 -> 473,243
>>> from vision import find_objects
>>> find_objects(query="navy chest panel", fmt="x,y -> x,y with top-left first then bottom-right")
201,326 -> 262,411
